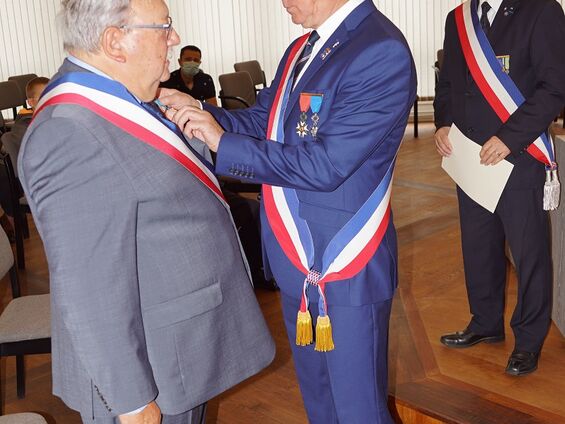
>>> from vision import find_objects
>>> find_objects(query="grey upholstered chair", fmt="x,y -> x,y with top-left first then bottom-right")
7,74 -> 38,109
218,71 -> 256,110
0,81 -> 22,132
0,227 -> 50,413
0,153 -> 30,269
234,60 -> 267,92
0,413 -> 47,423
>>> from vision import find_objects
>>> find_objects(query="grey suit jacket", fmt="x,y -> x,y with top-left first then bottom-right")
18,60 -> 275,418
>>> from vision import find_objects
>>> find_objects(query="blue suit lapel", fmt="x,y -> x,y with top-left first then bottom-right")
283,0 -> 376,123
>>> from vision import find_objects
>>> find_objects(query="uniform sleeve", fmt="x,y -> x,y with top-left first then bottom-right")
19,115 -> 157,415
496,1 -> 565,154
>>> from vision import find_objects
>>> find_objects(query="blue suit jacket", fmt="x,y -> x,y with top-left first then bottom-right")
208,0 -> 417,306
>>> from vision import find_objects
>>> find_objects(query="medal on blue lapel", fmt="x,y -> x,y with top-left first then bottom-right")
309,94 -> 323,139
297,93 -> 310,137
496,55 -> 510,74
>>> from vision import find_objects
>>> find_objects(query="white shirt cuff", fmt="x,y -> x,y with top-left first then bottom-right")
123,404 -> 148,415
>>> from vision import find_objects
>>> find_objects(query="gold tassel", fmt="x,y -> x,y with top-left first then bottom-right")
314,315 -> 335,352
296,310 -> 313,346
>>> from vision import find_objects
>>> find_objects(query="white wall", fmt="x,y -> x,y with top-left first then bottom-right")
1,0 -> 565,103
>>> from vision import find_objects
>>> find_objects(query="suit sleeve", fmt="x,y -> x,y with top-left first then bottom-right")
214,40 -> 416,191
434,12 -> 454,129
496,1 -> 565,153
19,116 -> 157,415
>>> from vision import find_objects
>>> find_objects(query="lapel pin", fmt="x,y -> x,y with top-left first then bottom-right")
503,6 -> 515,16
321,47 -> 332,60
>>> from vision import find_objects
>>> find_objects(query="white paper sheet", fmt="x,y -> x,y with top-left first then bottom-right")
441,124 -> 514,213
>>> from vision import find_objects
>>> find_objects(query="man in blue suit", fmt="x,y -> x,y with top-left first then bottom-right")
161,0 -> 416,422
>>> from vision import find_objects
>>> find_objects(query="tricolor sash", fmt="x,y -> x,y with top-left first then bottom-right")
455,0 -> 560,210
34,72 -> 227,207
263,33 -> 396,351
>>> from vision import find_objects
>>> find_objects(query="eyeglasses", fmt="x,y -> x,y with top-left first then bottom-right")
120,16 -> 174,40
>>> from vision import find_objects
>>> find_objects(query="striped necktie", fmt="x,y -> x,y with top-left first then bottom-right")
293,30 -> 320,87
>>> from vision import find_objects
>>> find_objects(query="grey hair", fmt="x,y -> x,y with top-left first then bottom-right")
59,0 -> 132,52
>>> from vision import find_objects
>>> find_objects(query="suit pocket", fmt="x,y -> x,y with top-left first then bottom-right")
143,282 -> 223,330
298,200 -> 353,229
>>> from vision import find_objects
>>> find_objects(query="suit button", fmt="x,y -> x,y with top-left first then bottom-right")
465,91 -> 473,97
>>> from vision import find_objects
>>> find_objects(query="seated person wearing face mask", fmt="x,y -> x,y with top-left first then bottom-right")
160,45 -> 217,106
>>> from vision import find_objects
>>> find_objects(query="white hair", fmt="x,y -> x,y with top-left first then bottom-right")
59,0 -> 132,52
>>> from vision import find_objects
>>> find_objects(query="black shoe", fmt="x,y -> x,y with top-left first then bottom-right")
505,350 -> 539,376
440,328 -> 505,348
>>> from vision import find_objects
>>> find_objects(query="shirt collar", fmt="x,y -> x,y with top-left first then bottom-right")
67,55 -> 145,102
314,0 -> 365,45
67,55 -> 113,80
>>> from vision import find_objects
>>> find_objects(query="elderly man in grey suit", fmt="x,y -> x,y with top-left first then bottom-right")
18,1 -> 275,423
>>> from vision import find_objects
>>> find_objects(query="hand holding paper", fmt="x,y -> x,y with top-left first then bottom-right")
441,124 -> 514,213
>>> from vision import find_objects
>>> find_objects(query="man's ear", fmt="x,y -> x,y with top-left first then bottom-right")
178,57 -> 182,67
101,26 -> 127,63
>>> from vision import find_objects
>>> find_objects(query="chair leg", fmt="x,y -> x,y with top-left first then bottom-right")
14,215 -> 25,269
0,359 -> 3,415
413,98 -> 419,138
22,213 -> 29,239
12,207 -> 25,269
16,355 -> 25,399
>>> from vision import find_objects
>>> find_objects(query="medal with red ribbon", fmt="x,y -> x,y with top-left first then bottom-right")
296,93 -> 310,137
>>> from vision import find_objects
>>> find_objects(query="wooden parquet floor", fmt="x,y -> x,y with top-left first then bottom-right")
1,123 -> 564,423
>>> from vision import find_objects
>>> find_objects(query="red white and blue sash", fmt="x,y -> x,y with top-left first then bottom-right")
455,0 -> 559,209
263,34 -> 396,351
35,72 -> 227,207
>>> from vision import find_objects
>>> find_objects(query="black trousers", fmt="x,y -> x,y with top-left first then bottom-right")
457,186 -> 552,353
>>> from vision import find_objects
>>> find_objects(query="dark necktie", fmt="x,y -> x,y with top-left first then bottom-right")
293,30 -> 320,86
480,2 -> 492,34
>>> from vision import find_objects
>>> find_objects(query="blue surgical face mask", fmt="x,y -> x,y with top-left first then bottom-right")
181,61 -> 200,77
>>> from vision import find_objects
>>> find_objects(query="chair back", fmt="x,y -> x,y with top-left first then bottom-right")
0,81 -> 22,122
218,71 -> 256,110
234,60 -> 267,90
0,413 -> 48,423
0,226 -> 14,281
8,74 -> 38,108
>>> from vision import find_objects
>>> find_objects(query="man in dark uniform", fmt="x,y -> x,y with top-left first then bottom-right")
434,0 -> 565,375
161,45 -> 217,105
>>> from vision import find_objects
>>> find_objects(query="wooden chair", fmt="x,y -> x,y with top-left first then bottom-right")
218,71 -> 256,110
0,227 -> 50,414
